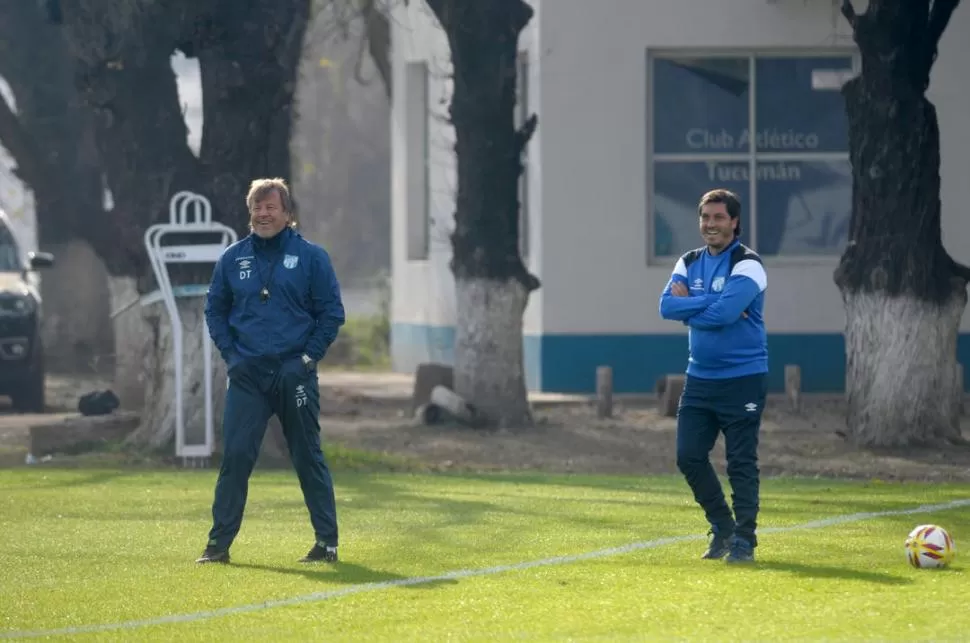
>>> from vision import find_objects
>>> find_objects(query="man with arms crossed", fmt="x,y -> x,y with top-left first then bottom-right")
658,189 -> 768,564
197,177 -> 345,565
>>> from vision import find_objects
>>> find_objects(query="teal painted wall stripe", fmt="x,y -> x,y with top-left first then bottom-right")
391,323 -> 970,394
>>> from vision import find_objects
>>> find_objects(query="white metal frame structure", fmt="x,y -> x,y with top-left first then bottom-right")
144,191 -> 238,464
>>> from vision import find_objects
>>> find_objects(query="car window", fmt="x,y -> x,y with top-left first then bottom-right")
0,224 -> 22,272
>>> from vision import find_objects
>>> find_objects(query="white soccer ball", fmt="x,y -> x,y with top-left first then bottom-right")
905,524 -> 956,569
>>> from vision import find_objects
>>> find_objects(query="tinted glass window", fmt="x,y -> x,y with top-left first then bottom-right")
0,224 -> 22,271
653,57 -> 750,155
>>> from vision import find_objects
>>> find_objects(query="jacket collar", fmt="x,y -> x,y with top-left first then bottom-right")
250,226 -> 294,252
707,237 -> 740,257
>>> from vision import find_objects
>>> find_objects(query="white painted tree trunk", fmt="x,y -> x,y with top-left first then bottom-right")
40,240 -> 114,373
843,288 -> 966,447
123,296 -> 227,451
453,277 -> 532,427
108,277 -> 150,411
109,278 -> 290,461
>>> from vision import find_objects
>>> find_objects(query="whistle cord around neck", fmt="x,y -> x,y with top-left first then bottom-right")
256,250 -> 284,303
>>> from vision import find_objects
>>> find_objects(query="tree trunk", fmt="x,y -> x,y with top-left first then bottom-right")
0,1 -> 117,376
74,49 -> 207,278
843,287 -> 965,446
59,2 -> 215,452
111,279 -> 293,462
108,276 -> 150,411
73,35 -> 210,450
835,0 -> 968,447
196,0 -> 310,231
0,0 -> 106,246
123,296 -> 227,451
427,0 -> 540,427
53,0 -> 310,454
41,240 -> 115,374
454,277 -> 531,426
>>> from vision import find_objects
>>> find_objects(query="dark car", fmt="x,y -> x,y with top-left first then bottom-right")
0,212 -> 53,412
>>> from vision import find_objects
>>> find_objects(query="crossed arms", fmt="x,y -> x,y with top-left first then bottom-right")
658,257 -> 765,330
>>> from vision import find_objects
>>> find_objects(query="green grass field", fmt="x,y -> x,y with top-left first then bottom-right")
1,467 -> 967,641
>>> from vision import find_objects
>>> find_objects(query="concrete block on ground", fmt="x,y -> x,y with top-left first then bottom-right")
659,375 -> 685,418
596,366 -> 613,419
411,362 -> 454,415
785,364 -> 802,413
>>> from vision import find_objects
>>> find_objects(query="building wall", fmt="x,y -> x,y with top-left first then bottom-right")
535,0 -> 970,393
390,0 -> 970,394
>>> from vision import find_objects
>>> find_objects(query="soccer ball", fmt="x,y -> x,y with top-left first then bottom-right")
905,524 -> 956,569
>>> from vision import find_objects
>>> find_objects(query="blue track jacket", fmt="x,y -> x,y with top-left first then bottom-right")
204,227 -> 345,370
658,239 -> 768,379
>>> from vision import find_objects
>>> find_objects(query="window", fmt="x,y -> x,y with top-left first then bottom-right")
650,53 -> 855,259
0,223 -> 20,272
405,61 -> 429,261
515,51 -> 530,259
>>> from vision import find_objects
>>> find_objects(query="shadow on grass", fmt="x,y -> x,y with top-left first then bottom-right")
755,560 -> 912,585
231,560 -> 458,590
14,470 -> 141,489
272,475 -> 676,540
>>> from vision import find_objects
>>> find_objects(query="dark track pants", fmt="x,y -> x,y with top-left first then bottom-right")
676,373 -> 767,546
207,356 -> 338,550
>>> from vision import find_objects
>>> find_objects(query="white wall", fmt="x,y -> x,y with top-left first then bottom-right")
537,0 -> 970,335
389,1 -> 543,334
932,3 -> 970,273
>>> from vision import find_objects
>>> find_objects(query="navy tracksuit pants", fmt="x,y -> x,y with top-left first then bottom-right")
676,373 -> 767,546
207,356 -> 338,550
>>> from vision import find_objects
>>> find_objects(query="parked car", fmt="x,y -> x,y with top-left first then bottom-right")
0,211 -> 54,412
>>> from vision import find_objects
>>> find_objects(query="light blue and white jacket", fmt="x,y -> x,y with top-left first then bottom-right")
659,239 -> 768,379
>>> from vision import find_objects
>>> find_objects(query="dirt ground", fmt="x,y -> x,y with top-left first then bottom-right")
312,373 -> 970,482
2,371 -> 970,482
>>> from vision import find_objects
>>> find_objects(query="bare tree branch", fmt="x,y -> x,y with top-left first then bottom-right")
310,0 -> 394,99
950,256 -> 970,283
507,0 -> 534,33
424,0 -> 447,28
840,0 -> 859,29
926,0 -> 962,59
354,0 -> 392,99
364,3 -> 392,98
513,112 -> 537,159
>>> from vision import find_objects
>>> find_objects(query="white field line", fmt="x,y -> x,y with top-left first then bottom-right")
3,497 -> 968,640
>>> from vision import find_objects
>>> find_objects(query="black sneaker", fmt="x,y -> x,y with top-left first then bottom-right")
196,545 -> 230,564
701,528 -> 732,560
299,544 -> 338,563
725,535 -> 755,564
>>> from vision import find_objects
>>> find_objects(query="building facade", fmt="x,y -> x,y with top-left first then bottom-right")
389,0 -> 970,393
